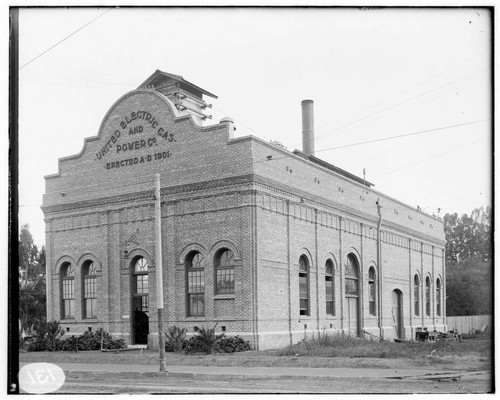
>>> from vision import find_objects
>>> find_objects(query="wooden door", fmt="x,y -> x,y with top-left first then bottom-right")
391,290 -> 403,339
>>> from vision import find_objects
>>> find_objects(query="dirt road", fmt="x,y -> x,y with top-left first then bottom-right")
48,371 -> 492,394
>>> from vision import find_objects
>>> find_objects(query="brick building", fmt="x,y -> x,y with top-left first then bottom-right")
42,70 -> 446,350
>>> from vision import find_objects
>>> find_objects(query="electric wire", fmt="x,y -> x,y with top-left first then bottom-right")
323,72 -> 485,143
19,8 -> 114,70
314,47 -> 489,134
372,136 -> 489,180
313,119 -> 490,154
314,69 -> 487,142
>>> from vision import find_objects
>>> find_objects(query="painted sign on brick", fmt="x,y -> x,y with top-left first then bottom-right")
96,109 -> 175,170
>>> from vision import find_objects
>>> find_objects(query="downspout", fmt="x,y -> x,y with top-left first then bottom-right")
315,209 -> 320,333
376,199 -> 383,339
287,200 -> 292,345
339,216 -> 344,333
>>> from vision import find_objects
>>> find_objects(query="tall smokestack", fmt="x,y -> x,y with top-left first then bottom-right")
301,99 -> 315,156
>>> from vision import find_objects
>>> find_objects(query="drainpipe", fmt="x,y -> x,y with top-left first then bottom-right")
376,199 -> 383,339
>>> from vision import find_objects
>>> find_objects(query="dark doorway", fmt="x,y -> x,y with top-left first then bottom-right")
133,298 -> 149,344
132,257 -> 149,345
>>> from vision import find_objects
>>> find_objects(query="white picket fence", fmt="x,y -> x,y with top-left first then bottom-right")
446,314 -> 492,335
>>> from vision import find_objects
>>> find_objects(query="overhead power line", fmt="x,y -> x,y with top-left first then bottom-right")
315,69 -> 486,142
314,48 -> 489,135
19,7 -> 113,70
314,119 -> 490,153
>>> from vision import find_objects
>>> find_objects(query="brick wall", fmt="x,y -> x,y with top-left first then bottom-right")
43,87 -> 446,350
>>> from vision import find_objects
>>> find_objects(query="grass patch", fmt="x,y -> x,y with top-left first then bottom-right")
277,333 -> 492,359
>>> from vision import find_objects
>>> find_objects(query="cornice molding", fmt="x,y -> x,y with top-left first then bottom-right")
42,173 -> 256,215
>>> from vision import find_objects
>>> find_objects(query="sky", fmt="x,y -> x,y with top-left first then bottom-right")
15,6 -> 492,246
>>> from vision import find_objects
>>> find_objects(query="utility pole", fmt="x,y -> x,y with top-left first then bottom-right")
155,173 -> 166,372
376,198 -> 383,339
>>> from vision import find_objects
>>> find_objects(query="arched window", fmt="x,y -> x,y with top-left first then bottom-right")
414,274 -> 420,316
345,255 -> 359,296
82,261 -> 97,319
187,252 -> 205,316
325,259 -> 335,315
425,276 -> 431,316
215,249 -> 235,295
61,263 -> 75,319
133,257 -> 149,313
299,256 -> 309,316
368,267 -> 376,316
436,278 -> 442,316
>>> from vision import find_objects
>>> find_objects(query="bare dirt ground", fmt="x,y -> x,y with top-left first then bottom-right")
52,372 -> 492,394
19,346 -> 492,371
19,347 -> 493,394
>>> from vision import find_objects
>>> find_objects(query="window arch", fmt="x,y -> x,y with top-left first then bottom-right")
345,254 -> 359,296
368,267 -> 376,316
61,263 -> 75,319
299,255 -> 310,316
215,249 -> 235,295
82,261 -> 97,319
425,276 -> 431,316
325,259 -> 335,315
186,251 -> 205,316
413,274 -> 420,316
133,257 -> 149,313
436,278 -> 442,316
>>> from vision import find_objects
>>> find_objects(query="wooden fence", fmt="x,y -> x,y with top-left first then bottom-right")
445,314 -> 492,335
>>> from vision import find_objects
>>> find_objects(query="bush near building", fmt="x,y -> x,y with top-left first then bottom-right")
165,325 -> 252,354
23,321 -> 125,352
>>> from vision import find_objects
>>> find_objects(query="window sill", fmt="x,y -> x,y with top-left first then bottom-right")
214,294 -> 235,300
83,318 -> 98,321
61,318 -> 76,322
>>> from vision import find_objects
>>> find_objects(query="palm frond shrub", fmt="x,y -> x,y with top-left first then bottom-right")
184,325 -> 225,354
165,326 -> 187,352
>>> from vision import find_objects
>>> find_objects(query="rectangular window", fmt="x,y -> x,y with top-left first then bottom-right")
188,294 -> 204,316
414,285 -> 420,316
63,299 -> 74,319
426,286 -> 431,316
299,273 -> 309,315
62,279 -> 74,319
136,275 -> 148,294
216,268 -> 234,294
325,276 -> 334,315
436,282 -> 442,317
84,277 -> 97,318
369,282 -> 376,316
188,270 -> 204,316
